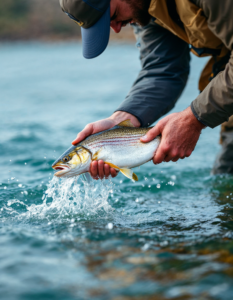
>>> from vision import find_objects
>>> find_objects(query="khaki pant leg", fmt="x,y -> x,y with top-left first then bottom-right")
220,115 -> 233,144
212,115 -> 233,174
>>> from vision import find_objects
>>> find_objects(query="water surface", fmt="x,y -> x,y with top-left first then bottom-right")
0,42 -> 233,300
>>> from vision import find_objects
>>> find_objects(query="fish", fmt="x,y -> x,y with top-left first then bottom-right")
52,120 -> 161,181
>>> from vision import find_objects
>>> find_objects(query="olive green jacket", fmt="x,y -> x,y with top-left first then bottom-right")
191,0 -> 233,128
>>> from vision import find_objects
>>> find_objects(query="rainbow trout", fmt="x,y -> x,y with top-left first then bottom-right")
52,120 -> 160,181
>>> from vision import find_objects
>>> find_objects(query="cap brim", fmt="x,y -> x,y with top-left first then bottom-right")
81,6 -> 110,59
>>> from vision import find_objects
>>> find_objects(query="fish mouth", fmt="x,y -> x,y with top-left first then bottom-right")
52,164 -> 70,177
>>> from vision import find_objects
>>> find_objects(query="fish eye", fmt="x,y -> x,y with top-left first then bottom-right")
63,156 -> 70,163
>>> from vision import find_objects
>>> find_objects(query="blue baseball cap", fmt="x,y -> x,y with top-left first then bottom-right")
60,0 -> 110,59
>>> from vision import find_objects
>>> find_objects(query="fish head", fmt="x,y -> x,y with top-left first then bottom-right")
52,145 -> 91,178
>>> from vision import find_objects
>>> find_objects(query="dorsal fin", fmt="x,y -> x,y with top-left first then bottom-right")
117,119 -> 135,128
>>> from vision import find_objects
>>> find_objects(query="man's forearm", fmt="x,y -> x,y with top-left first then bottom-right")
191,0 -> 233,128
191,51 -> 233,128
115,22 -> 190,127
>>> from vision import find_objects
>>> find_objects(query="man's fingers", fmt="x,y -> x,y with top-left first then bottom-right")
163,155 -> 171,162
104,164 -> 110,178
72,132 -> 86,145
163,149 -> 180,162
162,150 -> 191,163
90,161 -> 118,180
172,157 -> 179,162
98,160 -> 105,179
90,161 -> 98,179
110,168 -> 118,178
140,124 -> 161,143
153,146 -> 166,164
72,124 -> 93,145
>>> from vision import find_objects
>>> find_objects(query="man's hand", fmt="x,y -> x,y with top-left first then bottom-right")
72,111 -> 140,179
140,107 -> 206,163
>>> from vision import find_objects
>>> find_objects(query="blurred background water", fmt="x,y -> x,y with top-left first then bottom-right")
1,41 -> 233,300
0,2 -> 233,299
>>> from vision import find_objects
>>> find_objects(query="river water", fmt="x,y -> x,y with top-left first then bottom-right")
0,42 -> 233,300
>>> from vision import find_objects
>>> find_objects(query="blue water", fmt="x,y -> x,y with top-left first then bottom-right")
1,42 -> 233,300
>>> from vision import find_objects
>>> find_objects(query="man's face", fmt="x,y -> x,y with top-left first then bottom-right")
110,0 -> 151,33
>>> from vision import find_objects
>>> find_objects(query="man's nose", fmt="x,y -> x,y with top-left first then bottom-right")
110,20 -> 122,33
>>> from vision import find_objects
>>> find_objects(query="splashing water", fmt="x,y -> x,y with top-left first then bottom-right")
30,176 -> 114,220
4,176 -> 115,225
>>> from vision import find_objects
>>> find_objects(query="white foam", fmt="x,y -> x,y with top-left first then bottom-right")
25,176 -> 114,222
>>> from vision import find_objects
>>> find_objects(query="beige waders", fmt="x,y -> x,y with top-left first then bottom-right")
212,116 -> 233,174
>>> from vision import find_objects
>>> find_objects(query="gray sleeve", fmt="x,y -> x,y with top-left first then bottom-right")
115,21 -> 190,127
191,0 -> 233,128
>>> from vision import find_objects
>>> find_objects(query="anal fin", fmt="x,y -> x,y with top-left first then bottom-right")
120,168 -> 138,181
105,162 -> 138,181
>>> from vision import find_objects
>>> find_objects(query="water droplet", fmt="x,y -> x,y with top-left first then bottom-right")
135,198 -> 139,202
4,186 -> 7,189
25,163 -> 27,165
160,241 -> 168,247
11,177 -> 15,180
141,243 -> 150,251
18,184 -> 22,187
106,223 -> 113,230
158,201 -> 161,203
171,175 -> 176,180
139,238 -> 145,242
156,184 -> 161,188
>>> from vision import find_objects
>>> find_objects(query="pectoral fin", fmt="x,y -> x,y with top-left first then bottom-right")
117,119 -> 135,128
105,162 -> 138,181
92,149 -> 102,161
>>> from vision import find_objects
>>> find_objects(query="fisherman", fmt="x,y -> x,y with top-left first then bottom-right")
60,0 -> 233,179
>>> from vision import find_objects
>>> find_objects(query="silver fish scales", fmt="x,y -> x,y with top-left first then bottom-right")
52,120 -> 160,181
